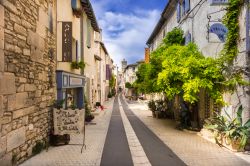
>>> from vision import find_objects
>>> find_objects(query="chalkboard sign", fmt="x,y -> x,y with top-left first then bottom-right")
53,108 -> 84,135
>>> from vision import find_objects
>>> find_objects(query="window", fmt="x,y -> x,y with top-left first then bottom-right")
72,39 -> 80,62
64,89 -> 78,109
177,0 -> 190,22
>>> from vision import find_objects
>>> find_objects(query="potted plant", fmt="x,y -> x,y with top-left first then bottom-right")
204,105 -> 250,151
84,96 -> 95,122
71,61 -> 85,70
107,92 -> 112,98
148,100 -> 156,118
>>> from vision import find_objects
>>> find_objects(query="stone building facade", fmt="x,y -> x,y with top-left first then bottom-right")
0,0 -> 56,165
147,0 -> 250,126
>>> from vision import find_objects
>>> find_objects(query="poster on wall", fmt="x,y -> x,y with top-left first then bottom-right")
62,22 -> 72,62
53,109 -> 84,135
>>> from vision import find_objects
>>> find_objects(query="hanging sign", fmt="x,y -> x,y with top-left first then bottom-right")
209,23 -> 228,42
209,0 -> 228,5
70,77 -> 83,86
62,22 -> 72,62
53,109 -> 84,135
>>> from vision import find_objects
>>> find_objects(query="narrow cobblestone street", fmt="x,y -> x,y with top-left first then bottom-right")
20,94 -> 250,166
21,99 -> 114,166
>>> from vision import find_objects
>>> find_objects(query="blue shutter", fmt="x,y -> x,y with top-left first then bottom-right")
177,2 -> 181,22
185,0 -> 190,13
182,1 -> 185,16
185,33 -> 192,45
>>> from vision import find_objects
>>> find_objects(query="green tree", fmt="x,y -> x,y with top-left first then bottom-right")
158,43 -> 224,104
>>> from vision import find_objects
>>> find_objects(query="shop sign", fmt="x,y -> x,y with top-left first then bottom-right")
53,109 -> 84,135
209,23 -> 228,42
209,0 -> 228,5
62,22 -> 72,62
70,77 -> 83,86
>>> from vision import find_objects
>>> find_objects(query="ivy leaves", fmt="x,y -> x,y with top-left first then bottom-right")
219,0 -> 243,66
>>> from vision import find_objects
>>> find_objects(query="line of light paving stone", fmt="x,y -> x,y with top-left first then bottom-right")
118,96 -> 151,166
20,99 -> 115,166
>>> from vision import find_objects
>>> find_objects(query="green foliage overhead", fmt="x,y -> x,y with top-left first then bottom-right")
135,1 -> 250,105
135,28 -> 185,94
158,43 -> 224,104
163,27 -> 185,46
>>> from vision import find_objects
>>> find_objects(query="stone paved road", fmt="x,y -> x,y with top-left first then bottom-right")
126,98 -> 250,166
20,94 -> 250,166
21,99 -> 114,166
100,96 -> 133,166
119,95 -> 185,166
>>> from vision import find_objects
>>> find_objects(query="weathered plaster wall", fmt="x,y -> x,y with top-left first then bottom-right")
56,0 -> 81,75
149,0 -> 250,129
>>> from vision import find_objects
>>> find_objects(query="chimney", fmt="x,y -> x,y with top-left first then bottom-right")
145,48 -> 150,63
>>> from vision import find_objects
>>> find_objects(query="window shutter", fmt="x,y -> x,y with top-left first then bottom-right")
177,2 -> 181,22
185,0 -> 190,13
106,65 -> 110,80
185,32 -> 192,45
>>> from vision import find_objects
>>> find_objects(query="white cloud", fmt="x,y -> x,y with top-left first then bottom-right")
91,1 -> 161,68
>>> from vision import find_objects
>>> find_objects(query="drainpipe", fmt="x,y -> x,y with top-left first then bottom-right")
80,11 -> 85,109
244,0 -> 250,124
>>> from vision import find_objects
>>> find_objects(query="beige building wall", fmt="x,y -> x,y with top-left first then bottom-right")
56,0 -> 81,75
83,14 -> 98,108
100,44 -> 107,104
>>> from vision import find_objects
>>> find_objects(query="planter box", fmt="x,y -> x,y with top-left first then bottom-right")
220,137 -> 244,152
199,129 -> 244,152
152,111 -> 156,118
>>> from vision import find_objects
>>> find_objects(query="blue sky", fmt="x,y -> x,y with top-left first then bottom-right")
91,0 -> 168,68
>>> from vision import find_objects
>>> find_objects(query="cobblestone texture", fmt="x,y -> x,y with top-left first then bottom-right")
126,99 -> 250,166
20,99 -> 114,166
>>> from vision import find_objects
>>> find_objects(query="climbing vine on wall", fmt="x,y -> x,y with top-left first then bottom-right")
218,0 -> 248,90
219,0 -> 243,65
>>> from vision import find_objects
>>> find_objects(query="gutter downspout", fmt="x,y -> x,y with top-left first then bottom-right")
244,0 -> 250,124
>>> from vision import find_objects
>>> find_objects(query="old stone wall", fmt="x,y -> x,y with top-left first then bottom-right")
0,0 -> 56,165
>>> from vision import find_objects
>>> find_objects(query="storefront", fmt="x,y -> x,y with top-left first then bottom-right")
56,71 -> 85,109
